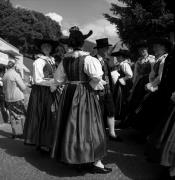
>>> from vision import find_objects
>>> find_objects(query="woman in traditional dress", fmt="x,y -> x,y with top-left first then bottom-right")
51,26 -> 111,174
111,50 -> 133,125
142,47 -> 175,176
2,50 -> 26,138
125,41 -> 155,125
24,39 -> 58,151
133,38 -> 171,138
160,93 -> 175,178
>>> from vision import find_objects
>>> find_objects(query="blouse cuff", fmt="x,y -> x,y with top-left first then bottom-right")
35,79 -> 55,87
89,78 -> 106,90
111,70 -> 120,84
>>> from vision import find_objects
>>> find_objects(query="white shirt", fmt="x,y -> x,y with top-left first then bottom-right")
0,77 -> 3,86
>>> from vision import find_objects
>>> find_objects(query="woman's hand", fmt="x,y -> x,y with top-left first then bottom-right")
119,78 -> 126,86
50,84 -> 57,92
145,83 -> 158,92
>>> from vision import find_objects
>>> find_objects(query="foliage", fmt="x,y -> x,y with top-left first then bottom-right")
0,0 -> 62,55
104,0 -> 174,48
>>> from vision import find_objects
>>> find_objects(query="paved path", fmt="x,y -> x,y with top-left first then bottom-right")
0,122 -> 167,180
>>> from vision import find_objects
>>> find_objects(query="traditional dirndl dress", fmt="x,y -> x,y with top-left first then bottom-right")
113,60 -> 133,122
133,54 -> 168,135
51,51 -> 106,164
160,102 -> 175,174
24,55 -> 57,148
126,58 -> 152,123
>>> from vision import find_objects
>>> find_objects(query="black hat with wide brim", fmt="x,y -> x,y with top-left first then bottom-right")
148,38 -> 172,52
111,49 -> 131,58
94,38 -> 112,49
59,26 -> 93,46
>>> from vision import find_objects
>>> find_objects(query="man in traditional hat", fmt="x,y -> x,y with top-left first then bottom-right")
94,38 -> 122,142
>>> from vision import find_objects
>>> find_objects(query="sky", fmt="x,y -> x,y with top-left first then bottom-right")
10,0 -> 124,44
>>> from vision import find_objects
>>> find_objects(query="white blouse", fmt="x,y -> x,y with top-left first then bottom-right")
53,50 -> 104,90
147,53 -> 168,92
149,54 -> 168,87
120,60 -> 133,80
33,55 -> 55,86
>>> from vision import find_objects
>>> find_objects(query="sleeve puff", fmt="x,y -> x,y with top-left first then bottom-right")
84,56 -> 105,90
150,59 -> 165,88
84,55 -> 103,79
120,61 -> 133,80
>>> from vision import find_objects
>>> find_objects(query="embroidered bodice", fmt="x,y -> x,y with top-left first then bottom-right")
63,56 -> 89,82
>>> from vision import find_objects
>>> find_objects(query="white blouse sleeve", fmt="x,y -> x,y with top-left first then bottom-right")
54,61 -> 66,84
33,58 -> 54,86
149,62 -> 156,83
84,56 -> 104,90
111,70 -> 120,85
84,56 -> 103,79
120,62 -> 133,80
150,59 -> 165,87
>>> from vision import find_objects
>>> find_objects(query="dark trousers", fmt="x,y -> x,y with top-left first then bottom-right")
98,91 -> 115,127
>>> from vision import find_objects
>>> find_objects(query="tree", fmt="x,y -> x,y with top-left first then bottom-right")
104,0 -> 174,48
0,0 -> 62,56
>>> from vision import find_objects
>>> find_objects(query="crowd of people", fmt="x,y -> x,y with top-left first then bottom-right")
0,26 -> 175,178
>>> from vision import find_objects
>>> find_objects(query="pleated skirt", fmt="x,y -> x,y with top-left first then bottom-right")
113,80 -> 132,122
160,103 -> 175,167
51,83 -> 107,164
24,85 -> 57,148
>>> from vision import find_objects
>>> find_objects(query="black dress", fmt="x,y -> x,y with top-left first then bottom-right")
24,57 -> 57,148
113,62 -> 133,122
144,48 -> 175,164
51,52 -> 106,164
126,59 -> 152,124
133,54 -> 170,136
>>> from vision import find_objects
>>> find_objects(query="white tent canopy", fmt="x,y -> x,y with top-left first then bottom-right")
0,37 -> 30,77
